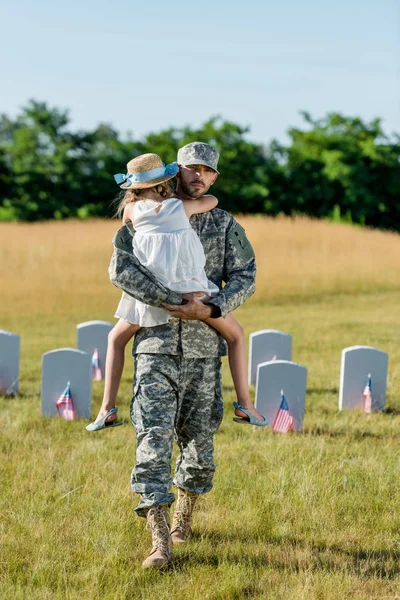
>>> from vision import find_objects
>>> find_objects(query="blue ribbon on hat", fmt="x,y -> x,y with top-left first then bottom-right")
114,162 -> 178,187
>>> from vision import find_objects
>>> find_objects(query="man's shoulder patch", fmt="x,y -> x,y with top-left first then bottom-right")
227,221 -> 255,262
112,224 -> 134,252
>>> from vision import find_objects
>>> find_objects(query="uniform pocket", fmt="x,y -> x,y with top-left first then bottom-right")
130,358 -> 142,426
130,379 -> 140,427
210,359 -> 224,433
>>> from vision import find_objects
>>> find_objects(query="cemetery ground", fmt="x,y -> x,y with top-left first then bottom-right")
1,217 -> 400,600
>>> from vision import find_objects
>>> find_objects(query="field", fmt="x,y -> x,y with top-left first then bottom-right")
1,216 -> 400,600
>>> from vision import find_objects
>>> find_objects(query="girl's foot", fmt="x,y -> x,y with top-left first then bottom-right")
86,407 -> 123,432
234,403 -> 266,422
93,408 -> 117,425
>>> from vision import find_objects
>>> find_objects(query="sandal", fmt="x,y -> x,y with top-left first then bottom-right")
232,402 -> 269,427
86,407 -> 124,431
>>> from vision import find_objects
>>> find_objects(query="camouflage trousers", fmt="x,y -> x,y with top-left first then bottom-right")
130,354 -> 223,517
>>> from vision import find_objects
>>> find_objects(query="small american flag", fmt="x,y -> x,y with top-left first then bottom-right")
56,381 -> 75,421
272,390 -> 294,433
92,348 -> 102,381
363,373 -> 372,413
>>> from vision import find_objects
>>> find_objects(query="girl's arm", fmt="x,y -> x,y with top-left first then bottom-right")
122,203 -> 135,224
182,195 -> 218,218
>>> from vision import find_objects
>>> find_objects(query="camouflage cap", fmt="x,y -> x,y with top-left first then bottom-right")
177,142 -> 220,173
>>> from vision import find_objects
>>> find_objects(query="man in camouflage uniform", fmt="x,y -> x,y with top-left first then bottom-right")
108,142 -> 256,568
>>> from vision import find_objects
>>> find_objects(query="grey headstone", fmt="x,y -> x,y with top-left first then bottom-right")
255,360 -> 307,432
76,320 -> 113,380
41,348 -> 92,419
248,330 -> 292,386
0,330 -> 20,395
339,346 -> 388,411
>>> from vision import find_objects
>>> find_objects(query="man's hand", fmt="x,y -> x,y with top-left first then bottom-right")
164,293 -> 217,321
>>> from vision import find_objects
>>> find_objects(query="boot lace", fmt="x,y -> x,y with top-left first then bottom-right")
146,507 -> 170,554
171,492 -> 196,535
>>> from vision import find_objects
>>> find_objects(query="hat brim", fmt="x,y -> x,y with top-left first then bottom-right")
120,172 -> 177,190
179,159 -> 219,175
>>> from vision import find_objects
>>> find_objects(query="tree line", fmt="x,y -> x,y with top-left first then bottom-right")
1,100 -> 399,230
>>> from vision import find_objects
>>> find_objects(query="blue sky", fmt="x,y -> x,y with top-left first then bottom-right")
1,0 -> 399,145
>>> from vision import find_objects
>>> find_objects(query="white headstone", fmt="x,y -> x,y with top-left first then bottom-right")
41,348 -> 92,419
339,346 -> 388,411
255,360 -> 307,432
76,320 -> 113,380
248,330 -> 292,386
0,330 -> 20,395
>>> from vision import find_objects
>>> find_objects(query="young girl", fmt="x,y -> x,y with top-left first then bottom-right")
86,153 -> 268,431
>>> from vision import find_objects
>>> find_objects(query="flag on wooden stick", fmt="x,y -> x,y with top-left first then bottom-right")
56,381 -> 75,421
363,373 -> 372,413
272,390 -> 294,433
92,348 -> 102,381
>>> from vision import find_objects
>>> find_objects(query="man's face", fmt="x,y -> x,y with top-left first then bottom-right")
178,164 -> 218,199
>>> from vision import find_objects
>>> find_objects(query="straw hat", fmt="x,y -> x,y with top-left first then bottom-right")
114,153 -> 178,190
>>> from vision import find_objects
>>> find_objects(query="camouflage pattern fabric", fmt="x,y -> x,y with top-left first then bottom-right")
108,208 -> 256,358
177,141 -> 220,172
131,354 -> 223,517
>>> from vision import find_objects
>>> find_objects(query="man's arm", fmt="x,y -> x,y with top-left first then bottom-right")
108,224 -> 183,307
164,215 -> 256,321
207,217 -> 256,318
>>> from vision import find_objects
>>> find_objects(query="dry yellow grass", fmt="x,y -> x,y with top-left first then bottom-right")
1,216 -> 400,319
240,215 -> 400,300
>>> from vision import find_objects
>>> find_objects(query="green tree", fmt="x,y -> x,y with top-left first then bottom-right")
274,112 -> 400,228
1,103 -> 400,230
70,124 -> 140,219
0,101 -> 78,220
0,101 -> 143,220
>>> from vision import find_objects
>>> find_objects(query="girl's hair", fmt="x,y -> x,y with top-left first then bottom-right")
116,180 -> 174,219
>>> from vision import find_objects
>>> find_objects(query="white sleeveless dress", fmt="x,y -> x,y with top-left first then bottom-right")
115,197 -> 219,327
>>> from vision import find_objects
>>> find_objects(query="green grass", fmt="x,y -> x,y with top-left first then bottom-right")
1,290 -> 400,599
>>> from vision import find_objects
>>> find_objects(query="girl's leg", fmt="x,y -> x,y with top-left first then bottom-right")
204,314 -> 266,422
93,319 -> 140,424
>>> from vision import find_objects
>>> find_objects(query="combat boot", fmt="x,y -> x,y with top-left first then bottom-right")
142,505 -> 173,569
170,488 -> 198,544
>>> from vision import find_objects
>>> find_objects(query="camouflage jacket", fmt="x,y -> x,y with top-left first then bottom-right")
108,208 -> 256,358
